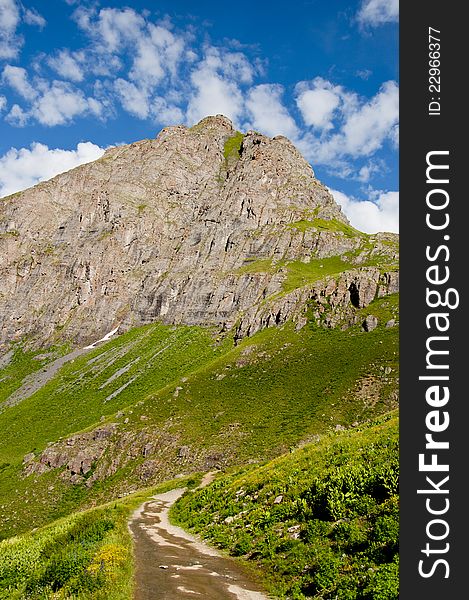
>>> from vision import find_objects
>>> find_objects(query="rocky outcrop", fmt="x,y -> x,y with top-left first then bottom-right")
23,418 -> 238,486
234,267 -> 399,339
0,115 -> 397,349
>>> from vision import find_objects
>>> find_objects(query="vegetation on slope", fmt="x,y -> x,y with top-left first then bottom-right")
288,218 -> 364,238
0,299 -> 398,539
172,413 -> 398,600
223,131 -> 244,163
0,323 -> 229,464
0,476 -> 199,600
0,344 -> 69,405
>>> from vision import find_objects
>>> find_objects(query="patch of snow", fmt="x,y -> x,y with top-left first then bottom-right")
84,325 -> 120,349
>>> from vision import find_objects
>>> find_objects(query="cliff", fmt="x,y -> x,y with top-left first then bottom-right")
0,115 -> 397,349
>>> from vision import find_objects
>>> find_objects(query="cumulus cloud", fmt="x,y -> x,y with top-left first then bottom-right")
186,49 -> 247,125
114,78 -> 150,119
73,7 -> 186,90
296,78 -> 342,131
0,1 -> 46,59
6,101 -> 26,125
298,80 -> 398,168
23,7 -> 46,29
0,141 -> 106,197
246,84 -> 298,138
340,80 -> 398,155
129,37 -> 165,88
0,0 -> 21,59
32,82 -> 101,125
2,65 -> 102,126
74,6 -> 145,53
48,50 -> 84,82
357,0 -> 399,27
152,96 -> 184,124
331,188 -> 399,233
2,64 -> 37,100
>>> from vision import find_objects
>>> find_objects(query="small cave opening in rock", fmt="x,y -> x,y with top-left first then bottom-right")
349,283 -> 360,308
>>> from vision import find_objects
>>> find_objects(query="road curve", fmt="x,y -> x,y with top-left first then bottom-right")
129,486 -> 271,600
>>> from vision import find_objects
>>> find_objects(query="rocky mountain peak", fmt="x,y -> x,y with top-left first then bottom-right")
0,116 -> 397,349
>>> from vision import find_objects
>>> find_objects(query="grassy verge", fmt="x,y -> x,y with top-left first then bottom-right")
172,413 -> 398,600
0,476 -> 199,599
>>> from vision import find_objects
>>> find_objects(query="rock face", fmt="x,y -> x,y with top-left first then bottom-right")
0,115 -> 398,348
22,420 -> 234,486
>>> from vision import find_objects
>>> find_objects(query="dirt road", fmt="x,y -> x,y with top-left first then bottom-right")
129,484 -> 270,600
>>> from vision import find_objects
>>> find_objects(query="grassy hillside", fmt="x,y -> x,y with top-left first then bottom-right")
0,415 -> 398,600
172,413 -> 399,600
0,295 -> 398,540
0,323 -> 230,464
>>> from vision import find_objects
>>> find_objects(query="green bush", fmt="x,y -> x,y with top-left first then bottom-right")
172,415 -> 399,599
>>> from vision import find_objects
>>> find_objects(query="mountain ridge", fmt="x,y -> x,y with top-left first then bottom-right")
0,115 -> 399,600
0,115 -> 397,350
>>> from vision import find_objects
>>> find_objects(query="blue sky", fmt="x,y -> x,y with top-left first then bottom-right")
0,0 -> 399,232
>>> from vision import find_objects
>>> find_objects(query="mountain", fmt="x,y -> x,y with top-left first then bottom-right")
0,116 -> 399,598
0,115 -> 397,349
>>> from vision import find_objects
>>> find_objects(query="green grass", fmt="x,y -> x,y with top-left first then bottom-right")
0,344 -> 69,405
0,313 -> 398,539
139,318 -> 398,467
354,294 -> 399,328
281,256 -> 357,293
236,258 -> 274,274
223,131 -> 244,164
288,218 -> 365,238
0,323 -> 229,464
233,237 -> 397,297
0,476 -> 199,600
172,413 -> 399,600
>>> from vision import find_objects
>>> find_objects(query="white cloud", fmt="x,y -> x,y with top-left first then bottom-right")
0,141 -> 106,198
129,37 -> 165,88
31,82 -> 99,126
340,80 -> 398,155
2,64 -> 102,126
152,96 -> 184,124
48,50 -> 84,82
331,188 -> 399,233
6,101 -> 27,125
298,80 -> 398,167
296,78 -> 341,130
148,24 -> 185,77
357,0 -> 399,27
72,6 -> 187,102
186,46 -> 256,126
357,160 -> 384,183
186,57 -> 244,125
114,78 -> 149,119
23,8 -> 46,29
2,64 -> 37,100
245,84 -> 298,138
75,7 -> 145,54
0,1 -> 46,59
0,0 -> 21,59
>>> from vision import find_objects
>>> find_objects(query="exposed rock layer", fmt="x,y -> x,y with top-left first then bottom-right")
0,115 -> 398,348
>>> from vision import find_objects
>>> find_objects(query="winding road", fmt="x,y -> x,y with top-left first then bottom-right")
129,477 -> 270,600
